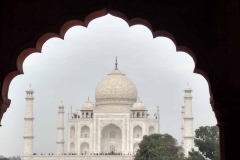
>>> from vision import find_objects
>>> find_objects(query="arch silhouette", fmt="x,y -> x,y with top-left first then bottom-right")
1,8 -> 212,126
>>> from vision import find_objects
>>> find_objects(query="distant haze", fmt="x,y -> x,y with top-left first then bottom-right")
0,15 -> 216,157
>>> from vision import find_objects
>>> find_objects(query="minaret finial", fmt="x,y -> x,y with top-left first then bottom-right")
30,83 -> 31,87
115,56 -> 118,69
88,96 -> 89,101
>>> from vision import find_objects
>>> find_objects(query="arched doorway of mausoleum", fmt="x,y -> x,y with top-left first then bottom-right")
80,142 -> 89,155
101,123 -> 122,154
70,142 -> 75,153
133,142 -> 139,155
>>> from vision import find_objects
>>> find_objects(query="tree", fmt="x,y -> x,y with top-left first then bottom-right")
134,133 -> 184,160
188,126 -> 219,160
185,149 -> 205,160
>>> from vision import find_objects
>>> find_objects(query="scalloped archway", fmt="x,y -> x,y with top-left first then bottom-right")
0,8 -> 213,128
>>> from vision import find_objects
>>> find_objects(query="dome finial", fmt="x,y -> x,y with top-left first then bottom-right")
115,56 -> 118,69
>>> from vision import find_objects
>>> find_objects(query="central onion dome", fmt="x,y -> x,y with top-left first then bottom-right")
95,60 -> 137,105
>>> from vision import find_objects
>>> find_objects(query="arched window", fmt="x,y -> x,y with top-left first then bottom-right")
133,125 -> 142,138
81,125 -> 90,138
70,142 -> 75,153
149,126 -> 155,135
70,126 -> 75,138
81,142 -> 89,155
133,143 -> 139,155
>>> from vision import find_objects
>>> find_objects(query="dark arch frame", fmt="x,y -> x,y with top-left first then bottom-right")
1,9 -> 212,127
1,2 -> 239,159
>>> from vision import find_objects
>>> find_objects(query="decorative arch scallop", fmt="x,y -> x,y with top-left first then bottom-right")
0,8 -> 212,127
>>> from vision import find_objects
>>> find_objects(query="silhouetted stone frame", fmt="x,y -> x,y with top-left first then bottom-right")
0,9 -> 215,156
1,9 -> 212,126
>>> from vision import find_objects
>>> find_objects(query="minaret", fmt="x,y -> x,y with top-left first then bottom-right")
181,104 -> 185,148
56,101 -> 65,155
23,84 -> 34,156
183,84 -> 194,157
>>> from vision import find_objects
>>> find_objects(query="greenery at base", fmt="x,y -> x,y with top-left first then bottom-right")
0,155 -> 21,160
134,134 -> 184,160
188,126 -> 219,160
185,149 -> 205,160
7,156 -> 21,160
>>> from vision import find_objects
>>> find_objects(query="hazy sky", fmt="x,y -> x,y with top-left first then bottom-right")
0,15 -> 216,157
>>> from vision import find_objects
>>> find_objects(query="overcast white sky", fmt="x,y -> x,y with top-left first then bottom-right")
0,15 -> 216,157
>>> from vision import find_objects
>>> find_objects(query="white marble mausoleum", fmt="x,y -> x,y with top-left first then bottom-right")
22,60 -> 194,160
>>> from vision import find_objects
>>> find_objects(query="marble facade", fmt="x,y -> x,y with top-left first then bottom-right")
22,62 -> 193,159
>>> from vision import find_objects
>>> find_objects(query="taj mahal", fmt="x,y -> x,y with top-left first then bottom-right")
22,59 -> 194,160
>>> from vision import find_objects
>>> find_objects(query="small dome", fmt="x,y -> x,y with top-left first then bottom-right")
132,99 -> 146,110
58,102 -> 64,107
185,83 -> 191,90
81,100 -> 94,110
95,68 -> 137,105
26,84 -> 34,92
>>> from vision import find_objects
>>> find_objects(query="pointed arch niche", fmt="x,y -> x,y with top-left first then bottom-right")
81,125 -> 90,138
133,142 -> 140,155
70,142 -> 75,153
133,125 -> 142,139
149,126 -> 155,135
70,126 -> 75,138
80,142 -> 89,155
